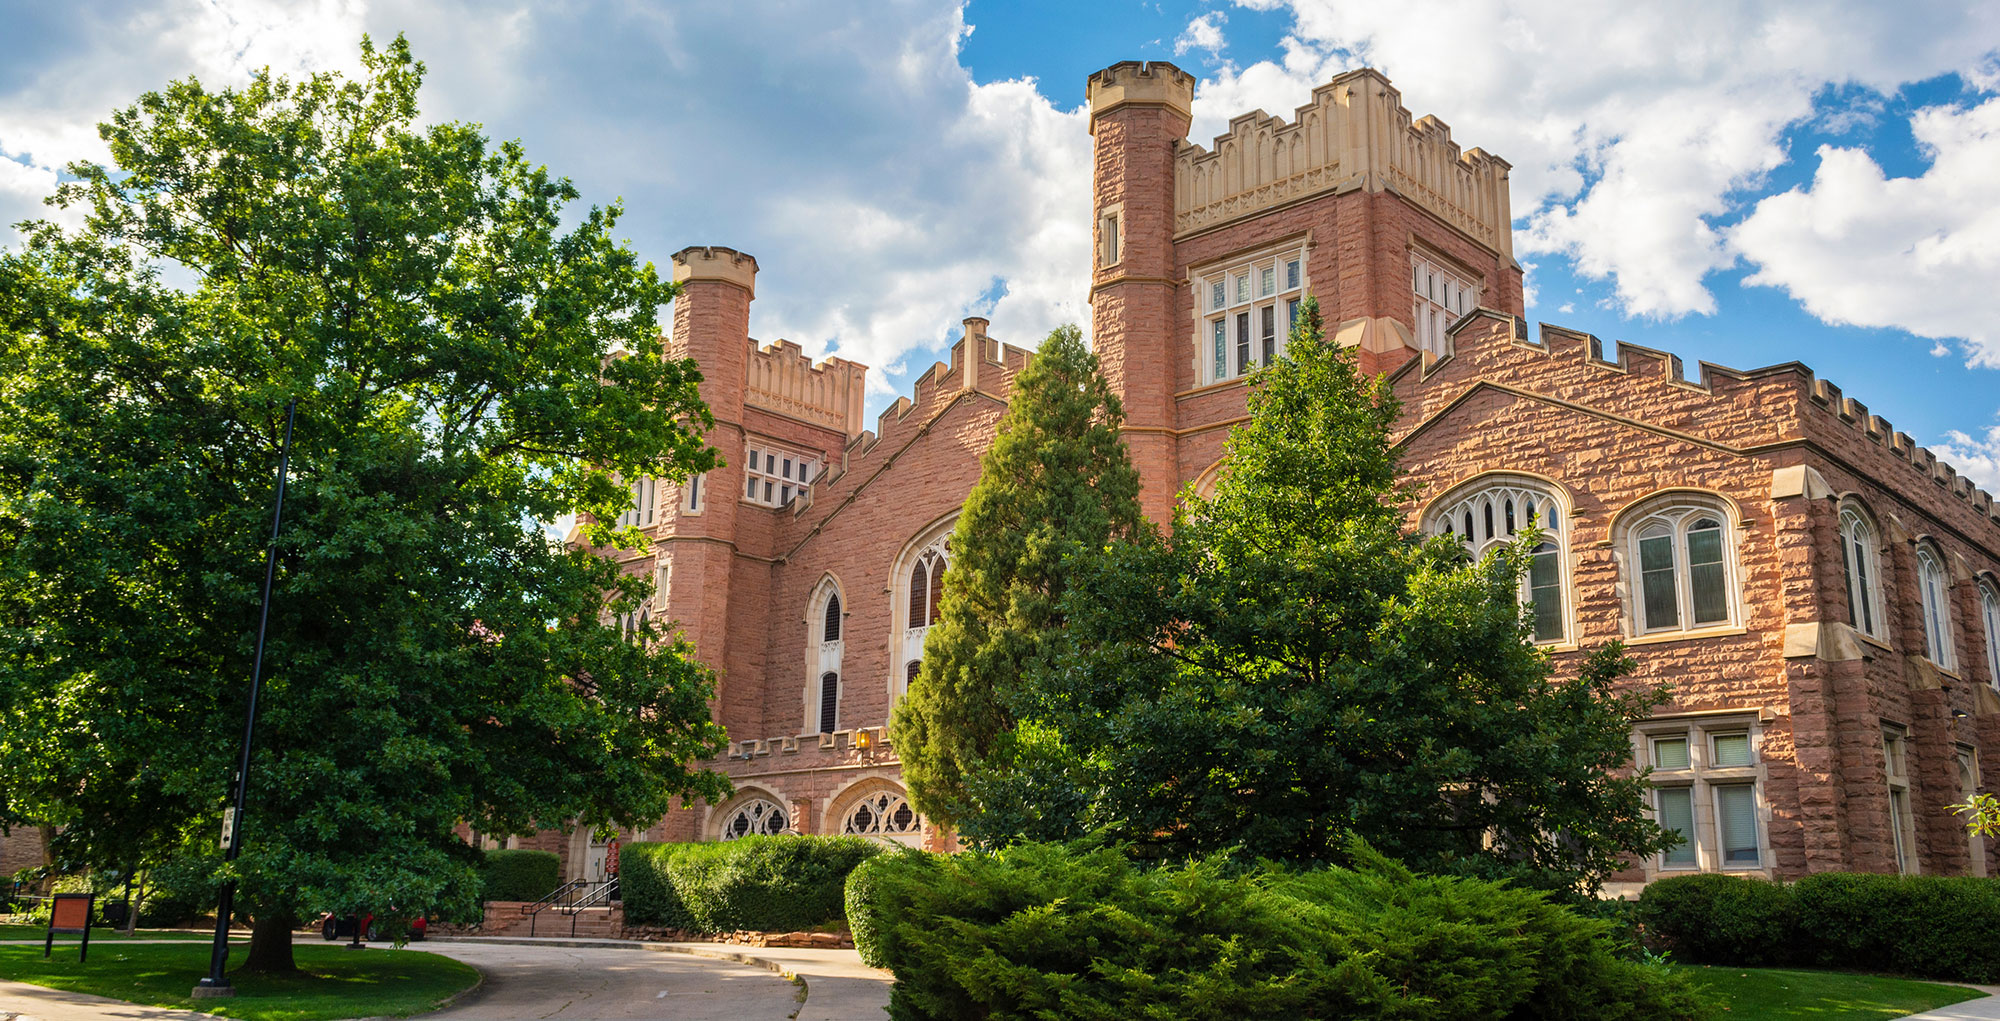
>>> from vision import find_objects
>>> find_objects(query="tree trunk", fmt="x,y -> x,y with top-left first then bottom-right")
239,909 -> 298,974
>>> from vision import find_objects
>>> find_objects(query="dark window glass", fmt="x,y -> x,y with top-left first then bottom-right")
1235,312 -> 1250,376
1687,520 -> 1727,625
819,673 -> 839,734
909,562 -> 928,626
1260,305 -> 1275,366
1640,532 -> 1678,629
1530,543 -> 1563,642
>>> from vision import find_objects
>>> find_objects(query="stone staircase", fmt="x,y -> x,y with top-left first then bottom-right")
476,899 -> 627,939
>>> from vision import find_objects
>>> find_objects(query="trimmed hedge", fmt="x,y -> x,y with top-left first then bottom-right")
623,836 -> 882,934
1639,871 -> 2000,983
481,849 -> 560,902
846,846 -> 934,968
1636,873 -> 1794,965
861,839 -> 1715,1021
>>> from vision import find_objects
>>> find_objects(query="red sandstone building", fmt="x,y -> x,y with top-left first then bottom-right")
523,62 -> 2000,891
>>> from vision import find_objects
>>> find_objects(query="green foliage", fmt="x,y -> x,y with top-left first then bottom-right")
1639,874 -> 1794,966
0,35 -> 731,952
1006,297 -> 1671,887
1640,871 -> 2000,983
618,842 -> 695,931
620,837 -> 881,933
138,854 -> 221,927
479,850 -> 559,903
845,845 -> 935,968
892,324 -> 1143,831
1792,872 -> 2000,982
864,838 -> 1715,1021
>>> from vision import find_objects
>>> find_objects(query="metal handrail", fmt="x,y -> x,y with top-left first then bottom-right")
560,878 -> 619,938
519,878 -> 616,937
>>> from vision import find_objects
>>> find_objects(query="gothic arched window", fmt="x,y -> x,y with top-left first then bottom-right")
1617,495 -> 1738,635
819,672 -> 840,734
1981,581 -> 2000,690
1429,478 -> 1569,643
1839,506 -> 1884,640
842,789 -> 923,846
824,593 -> 842,642
719,797 -> 789,841
1917,545 -> 1956,669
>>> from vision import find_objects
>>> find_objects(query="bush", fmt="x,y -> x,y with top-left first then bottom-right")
864,838 -> 1716,1021
480,849 -> 560,902
846,846 -> 936,967
622,836 -> 882,933
1639,873 -> 1794,966
138,855 -> 220,928
1793,872 -> 2000,982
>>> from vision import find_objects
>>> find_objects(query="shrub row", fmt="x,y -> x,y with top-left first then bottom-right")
1640,872 -> 2000,982
480,849 -> 560,903
622,836 -> 881,934
850,839 -> 1716,1021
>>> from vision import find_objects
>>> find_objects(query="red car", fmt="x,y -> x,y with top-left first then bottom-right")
318,911 -> 426,942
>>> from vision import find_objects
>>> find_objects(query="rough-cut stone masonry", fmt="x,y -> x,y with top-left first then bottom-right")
509,61 -> 1998,889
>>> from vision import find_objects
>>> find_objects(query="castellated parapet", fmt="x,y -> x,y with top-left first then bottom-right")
746,339 -> 867,439
672,245 -> 758,295
1085,60 -> 1195,132
1174,69 -> 1514,258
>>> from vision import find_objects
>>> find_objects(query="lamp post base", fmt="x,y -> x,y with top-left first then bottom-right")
190,981 -> 235,999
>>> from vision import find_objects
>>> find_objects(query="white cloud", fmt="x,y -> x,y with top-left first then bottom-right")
1730,96 -> 2000,367
1175,12 -> 1229,58
1938,425 -> 2000,491
0,0 -> 1092,407
1203,0 -> 2000,323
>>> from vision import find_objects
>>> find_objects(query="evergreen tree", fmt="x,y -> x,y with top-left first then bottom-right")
0,38 -> 730,971
1017,298 -> 1671,889
891,324 -> 1143,831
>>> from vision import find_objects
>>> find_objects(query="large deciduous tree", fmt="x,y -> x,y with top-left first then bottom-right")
0,37 -> 730,971
1011,298 -> 1671,889
891,325 -> 1143,834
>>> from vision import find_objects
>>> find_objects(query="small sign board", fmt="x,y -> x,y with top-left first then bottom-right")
44,892 -> 94,962
220,806 -> 237,850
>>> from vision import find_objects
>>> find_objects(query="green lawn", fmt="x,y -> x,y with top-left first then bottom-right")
1684,966 -> 1984,1020
0,923 -> 213,940
0,942 -> 477,1020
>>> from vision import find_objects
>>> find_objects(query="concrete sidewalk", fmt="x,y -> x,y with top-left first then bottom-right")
0,979 -> 224,1021
429,935 -> 891,1020
1900,986 -> 2000,1020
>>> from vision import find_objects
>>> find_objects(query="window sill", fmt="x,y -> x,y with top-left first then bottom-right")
1175,377 -> 1250,400
1916,656 -> 1963,681
1858,631 -> 1893,653
1624,625 -> 1749,648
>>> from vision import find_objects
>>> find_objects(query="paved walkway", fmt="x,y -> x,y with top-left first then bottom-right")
413,940 -> 806,1020
1901,985 -> 2000,1021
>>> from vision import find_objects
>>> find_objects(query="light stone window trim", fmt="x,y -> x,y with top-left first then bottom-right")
891,517 -> 956,700
1615,494 -> 1742,638
1981,581 -> 2000,692
1191,242 -> 1306,386
1098,201 -> 1124,268
743,440 -> 821,509
1636,713 -> 1769,876
1916,544 -> 1956,671
680,473 -> 706,515
614,475 -> 658,528
717,795 -> 792,841
1838,505 -> 1885,641
1423,476 -> 1571,645
1959,744 -> 1986,877
1411,251 -> 1478,359
1883,723 -> 1918,875
805,578 -> 844,737
840,789 -> 924,847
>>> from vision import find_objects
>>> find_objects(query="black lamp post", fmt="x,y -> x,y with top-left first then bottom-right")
192,398 -> 296,999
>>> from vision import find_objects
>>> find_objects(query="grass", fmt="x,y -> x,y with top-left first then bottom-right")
0,942 -> 478,1020
0,923 -> 212,940
1683,966 -> 1985,1020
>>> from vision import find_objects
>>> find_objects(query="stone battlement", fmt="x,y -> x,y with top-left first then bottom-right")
1175,69 -> 1513,257
744,338 -> 867,438
1432,311 -> 2000,531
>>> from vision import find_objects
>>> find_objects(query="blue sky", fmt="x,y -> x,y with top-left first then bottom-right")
2,0 -> 1997,485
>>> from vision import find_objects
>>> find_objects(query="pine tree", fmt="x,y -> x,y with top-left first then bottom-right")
1019,298 -> 1671,888
890,324 -> 1143,830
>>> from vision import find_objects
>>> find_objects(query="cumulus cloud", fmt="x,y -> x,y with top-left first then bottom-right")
1730,96 -> 2000,367
1938,425 -> 2000,491
1175,12 -> 1229,58
0,0 -> 1092,407
1198,0 -> 2000,323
